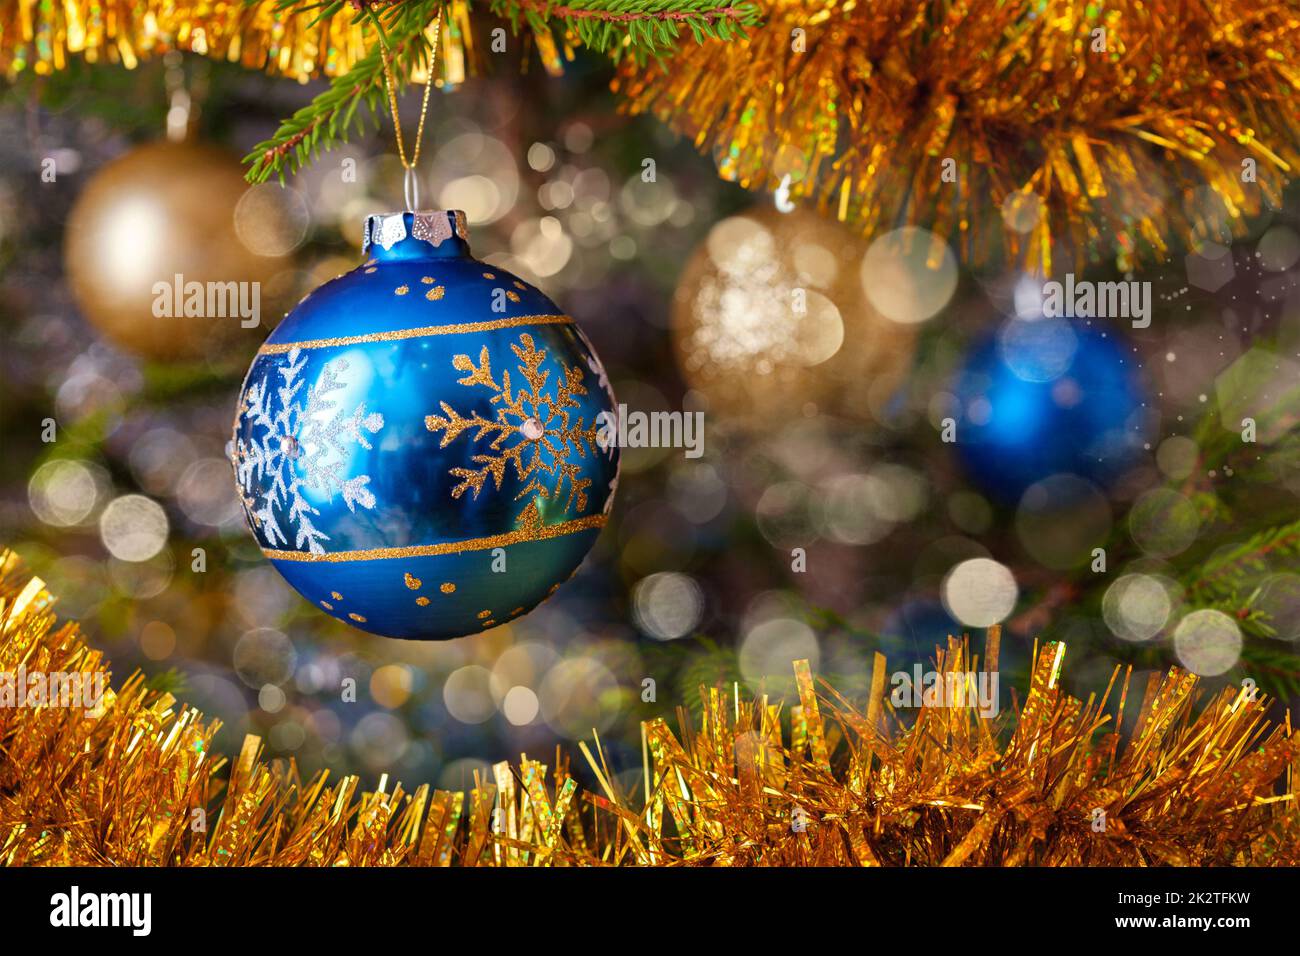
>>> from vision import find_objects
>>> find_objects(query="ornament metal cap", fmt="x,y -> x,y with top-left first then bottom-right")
362,209 -> 470,257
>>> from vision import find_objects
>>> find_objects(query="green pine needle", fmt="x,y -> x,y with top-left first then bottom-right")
244,0 -> 756,182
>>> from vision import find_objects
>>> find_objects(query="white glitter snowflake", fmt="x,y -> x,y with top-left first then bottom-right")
232,347 -> 384,555
573,325 -> 621,512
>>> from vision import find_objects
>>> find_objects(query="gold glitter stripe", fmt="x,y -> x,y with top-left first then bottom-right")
262,513 -> 607,563
258,314 -> 573,354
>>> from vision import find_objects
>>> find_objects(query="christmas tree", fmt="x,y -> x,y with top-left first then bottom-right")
0,0 -> 1297,869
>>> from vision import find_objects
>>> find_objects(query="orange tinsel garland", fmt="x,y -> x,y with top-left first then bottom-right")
0,549 -> 1296,866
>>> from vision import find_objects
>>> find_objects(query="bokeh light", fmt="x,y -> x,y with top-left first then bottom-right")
233,627 -> 297,689
998,316 -> 1078,383
1102,573 -> 1174,642
138,620 -> 177,661
755,481 -> 818,548
176,458 -> 242,526
429,132 -> 519,226
1173,609 -> 1242,676
860,226 -> 957,325
489,642 -> 558,705
538,657 -> 621,738
941,558 -> 1018,627
371,664 -> 414,709
633,572 -> 705,641
510,216 -> 572,277
444,665 -> 496,724
98,493 -> 168,561
29,459 -> 103,527
818,474 -> 893,545
687,215 -> 845,370
738,618 -> 820,690
1128,489 -> 1201,558
108,551 -> 173,599
129,428 -> 197,495
1015,474 -> 1112,570
666,463 -> 727,524
1155,436 -> 1199,481
1000,191 -> 1042,234
1257,225 -> 1300,272
350,712 -> 409,771
259,684 -> 287,714
502,685 -> 540,726
234,183 -> 310,257
1256,574 -> 1300,641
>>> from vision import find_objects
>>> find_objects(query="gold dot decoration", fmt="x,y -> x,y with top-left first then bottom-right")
513,281 -> 526,290
395,284 -> 409,296
506,291 -> 520,302
416,596 -> 431,607
425,286 -> 445,301
320,600 -> 334,611
348,612 -> 367,623
364,267 -> 377,274
331,591 -> 343,601
404,573 -> 422,590
482,272 -> 495,280
477,609 -> 492,620
440,582 -> 456,594
511,606 -> 525,617
421,276 -> 435,284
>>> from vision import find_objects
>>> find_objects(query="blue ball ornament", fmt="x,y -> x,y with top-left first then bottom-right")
230,210 -> 620,640
952,315 -> 1148,504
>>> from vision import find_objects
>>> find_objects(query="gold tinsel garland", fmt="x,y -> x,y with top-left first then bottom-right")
0,547 -> 1296,866
615,0 -> 1300,272
0,0 -> 500,86
9,2 -> 1294,272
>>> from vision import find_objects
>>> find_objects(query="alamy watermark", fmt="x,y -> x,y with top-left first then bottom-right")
1,666 -> 105,712
152,274 -> 261,328
50,886 -> 151,936
890,665 -> 999,718
597,405 -> 704,459
1041,273 -> 1151,329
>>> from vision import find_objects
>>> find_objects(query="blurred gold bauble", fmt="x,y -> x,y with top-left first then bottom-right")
64,141 -> 290,361
672,206 -> 918,423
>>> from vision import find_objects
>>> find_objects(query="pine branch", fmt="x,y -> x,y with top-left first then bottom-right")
1192,518 -> 1300,590
241,47 -> 386,183
244,0 -> 757,181
487,0 -> 758,57
1240,642 -> 1300,698
244,3 -> 435,182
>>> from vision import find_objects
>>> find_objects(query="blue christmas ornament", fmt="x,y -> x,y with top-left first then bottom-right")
230,210 -> 619,640
952,315 -> 1148,503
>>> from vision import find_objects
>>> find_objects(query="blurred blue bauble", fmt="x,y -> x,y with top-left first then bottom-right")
952,315 -> 1148,504
230,211 -> 619,640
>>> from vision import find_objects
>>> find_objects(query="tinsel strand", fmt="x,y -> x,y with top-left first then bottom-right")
614,0 -> 1300,272
0,549 -> 1295,866
0,0 -> 472,83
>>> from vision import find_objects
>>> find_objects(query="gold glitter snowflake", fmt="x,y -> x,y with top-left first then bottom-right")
424,333 -> 602,527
